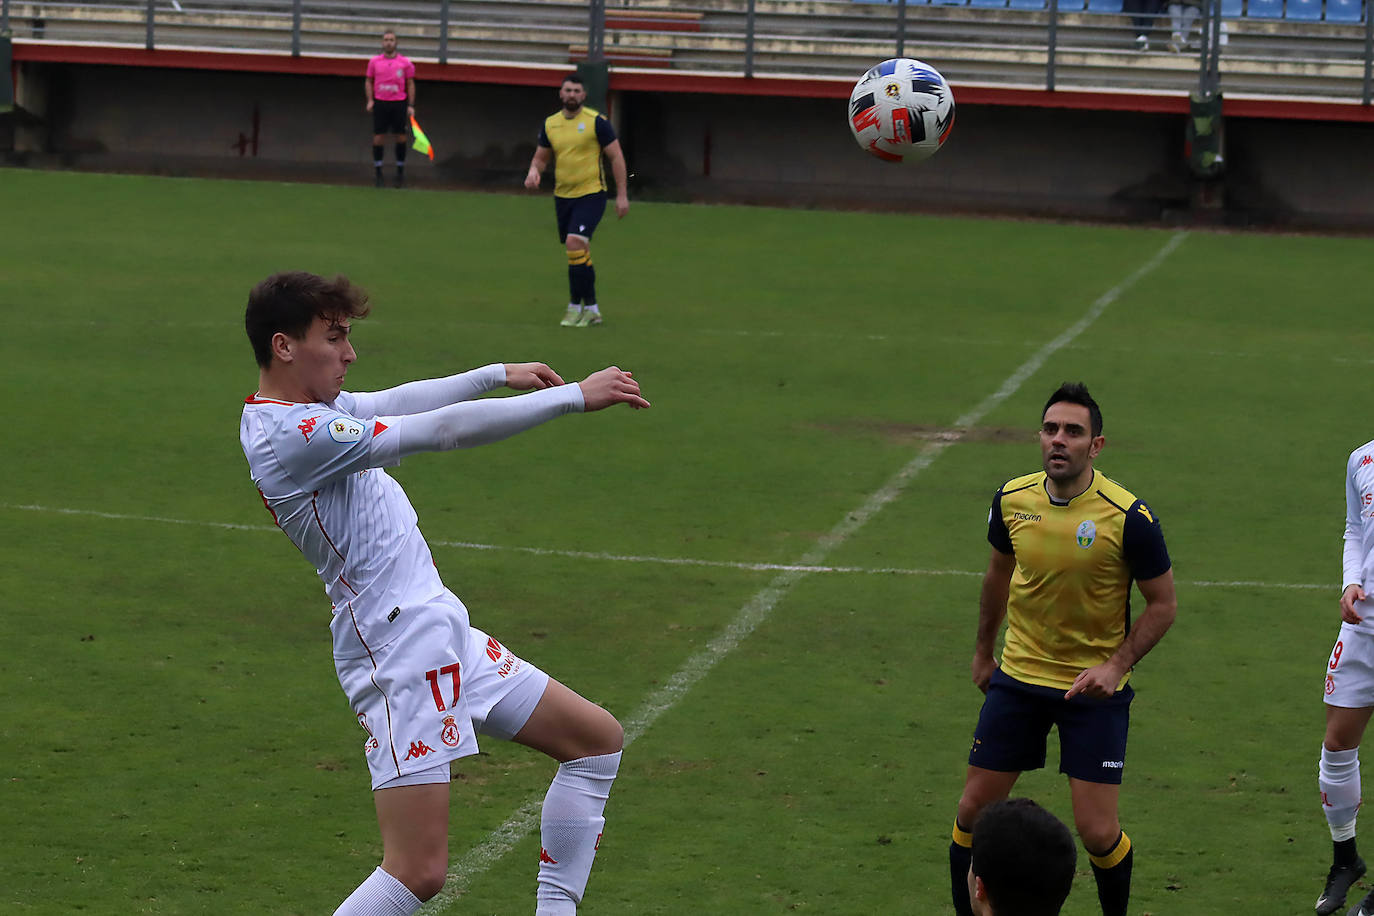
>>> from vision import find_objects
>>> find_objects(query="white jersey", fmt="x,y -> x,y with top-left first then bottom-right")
1343,438 -> 1374,634
239,365 -> 582,659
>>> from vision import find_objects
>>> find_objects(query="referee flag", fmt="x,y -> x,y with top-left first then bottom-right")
410,116 -> 434,160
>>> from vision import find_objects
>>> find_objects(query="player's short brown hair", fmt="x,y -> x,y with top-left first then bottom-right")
245,271 -> 371,368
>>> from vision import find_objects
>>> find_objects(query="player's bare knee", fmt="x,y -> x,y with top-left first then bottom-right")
405,859 -> 448,901
1075,818 -> 1121,856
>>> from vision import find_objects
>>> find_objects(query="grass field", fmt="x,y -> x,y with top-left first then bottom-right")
2,168 -> 1372,914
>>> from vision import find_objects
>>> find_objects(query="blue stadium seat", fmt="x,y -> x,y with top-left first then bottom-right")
1286,0 -> 1322,18
1326,0 -> 1364,19
1009,0 -> 1048,9
1246,0 -> 1284,16
970,0 -> 1008,7
1220,0 -> 1242,15
1085,0 -> 1124,12
931,0 -> 969,6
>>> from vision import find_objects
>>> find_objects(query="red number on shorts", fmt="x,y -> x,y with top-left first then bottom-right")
1331,641 -> 1345,670
424,663 -> 462,712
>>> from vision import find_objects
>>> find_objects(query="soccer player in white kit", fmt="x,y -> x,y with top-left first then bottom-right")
238,271 -> 649,916
1318,439 -> 1374,916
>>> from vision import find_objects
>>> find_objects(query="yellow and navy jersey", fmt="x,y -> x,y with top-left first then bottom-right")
538,107 -> 617,198
987,469 -> 1171,691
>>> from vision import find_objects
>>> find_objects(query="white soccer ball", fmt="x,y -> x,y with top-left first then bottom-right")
848,58 -> 955,164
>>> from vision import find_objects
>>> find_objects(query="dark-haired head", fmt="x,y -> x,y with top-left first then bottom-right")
970,798 -> 1076,916
244,272 -> 371,368
1043,382 -> 1102,437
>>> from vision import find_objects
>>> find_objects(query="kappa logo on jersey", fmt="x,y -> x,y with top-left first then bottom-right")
540,848 -> 558,865
329,417 -> 366,444
1076,519 -> 1097,549
298,415 -> 320,440
404,740 -> 435,760
1362,455 -> 1373,467
440,715 -> 461,748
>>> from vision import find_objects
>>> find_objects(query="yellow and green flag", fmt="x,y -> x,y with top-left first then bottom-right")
410,115 -> 434,160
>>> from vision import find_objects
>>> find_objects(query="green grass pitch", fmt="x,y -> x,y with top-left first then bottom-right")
1,168 -> 1371,913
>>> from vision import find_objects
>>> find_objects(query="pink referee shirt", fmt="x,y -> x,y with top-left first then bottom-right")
366,54 -> 414,101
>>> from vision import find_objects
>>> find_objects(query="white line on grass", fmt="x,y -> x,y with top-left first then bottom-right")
419,230 -> 1192,910
0,501 -> 1331,592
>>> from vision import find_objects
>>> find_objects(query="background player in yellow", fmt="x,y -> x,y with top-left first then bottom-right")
947,382 -> 1177,916
524,74 -> 629,328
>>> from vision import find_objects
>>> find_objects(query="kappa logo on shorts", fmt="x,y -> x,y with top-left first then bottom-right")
540,847 -> 558,864
440,715 -> 461,748
404,740 -> 435,760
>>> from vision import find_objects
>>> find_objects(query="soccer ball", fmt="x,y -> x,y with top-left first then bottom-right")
848,58 -> 955,164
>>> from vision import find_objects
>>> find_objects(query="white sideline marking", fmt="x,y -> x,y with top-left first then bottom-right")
422,231 -> 1191,910
0,502 -> 1330,592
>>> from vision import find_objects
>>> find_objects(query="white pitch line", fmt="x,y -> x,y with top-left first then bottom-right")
422,232 -> 1191,911
0,495 -> 1329,591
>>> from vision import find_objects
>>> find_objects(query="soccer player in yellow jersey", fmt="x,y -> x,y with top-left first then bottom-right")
524,74 -> 629,328
948,382 -> 1177,916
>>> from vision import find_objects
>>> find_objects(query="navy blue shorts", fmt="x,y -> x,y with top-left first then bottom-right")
555,192 -> 606,243
968,668 -> 1133,785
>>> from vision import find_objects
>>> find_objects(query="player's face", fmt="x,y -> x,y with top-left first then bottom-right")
381,33 -> 397,55
1039,401 -> 1103,485
292,315 -> 356,403
560,81 -> 585,112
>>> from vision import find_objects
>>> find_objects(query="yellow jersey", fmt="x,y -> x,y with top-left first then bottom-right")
987,469 -> 1171,690
538,106 -> 617,199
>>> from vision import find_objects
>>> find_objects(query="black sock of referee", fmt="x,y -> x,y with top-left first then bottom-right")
949,821 -> 974,916
373,145 -> 383,181
1089,831 -> 1133,916
395,143 -> 406,173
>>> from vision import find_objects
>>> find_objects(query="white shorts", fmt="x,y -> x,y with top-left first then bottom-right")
1324,622 -> 1374,708
335,592 -> 550,789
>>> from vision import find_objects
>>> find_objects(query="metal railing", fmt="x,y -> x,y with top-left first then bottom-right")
2,0 -> 1371,103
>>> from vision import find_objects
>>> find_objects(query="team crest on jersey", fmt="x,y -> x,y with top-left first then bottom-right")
329,418 -> 366,443
440,715 -> 461,748
1075,520 -> 1096,548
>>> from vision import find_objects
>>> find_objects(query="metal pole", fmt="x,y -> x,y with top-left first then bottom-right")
896,0 -> 907,58
1046,0 -> 1058,91
3,0 -> 10,36
587,0 -> 604,62
439,0 -> 450,65
745,0 -> 756,77
1196,0 -> 1212,95
145,0 -> 154,50
1363,1 -> 1373,104
291,0 -> 301,57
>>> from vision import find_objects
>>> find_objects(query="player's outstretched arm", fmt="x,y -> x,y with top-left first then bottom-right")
505,362 -> 565,391
578,366 -> 649,411
1065,568 -> 1177,699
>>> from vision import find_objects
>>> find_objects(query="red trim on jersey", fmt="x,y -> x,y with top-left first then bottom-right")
311,492 -> 359,596
374,420 -> 389,436
245,393 -> 297,405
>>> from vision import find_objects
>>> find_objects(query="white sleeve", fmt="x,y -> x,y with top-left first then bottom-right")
269,411 -> 402,493
1344,453 -> 1365,590
385,383 -> 585,457
346,364 -> 506,418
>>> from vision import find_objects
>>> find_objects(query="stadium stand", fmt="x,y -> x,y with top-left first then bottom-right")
2,0 -> 1372,104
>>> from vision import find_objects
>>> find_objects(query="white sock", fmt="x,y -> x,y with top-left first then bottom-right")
334,866 -> 422,916
536,751 -> 621,915
583,304 -> 600,315
1322,746 -> 1363,841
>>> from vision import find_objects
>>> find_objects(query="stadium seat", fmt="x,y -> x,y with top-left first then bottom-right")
970,0 -> 1009,8
1086,0 -> 1124,12
1286,0 -> 1322,18
1246,0 -> 1284,17
1009,0 -> 1048,9
1220,0 -> 1243,15
1326,0 -> 1364,19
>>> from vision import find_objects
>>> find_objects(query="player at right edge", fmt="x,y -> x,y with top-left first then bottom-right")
1316,439 -> 1374,916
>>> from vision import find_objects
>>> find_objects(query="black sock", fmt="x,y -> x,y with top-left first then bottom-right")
1089,836 -> 1132,916
395,143 -> 407,167
949,831 -> 974,916
584,263 -> 597,306
1336,837 -> 1361,868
